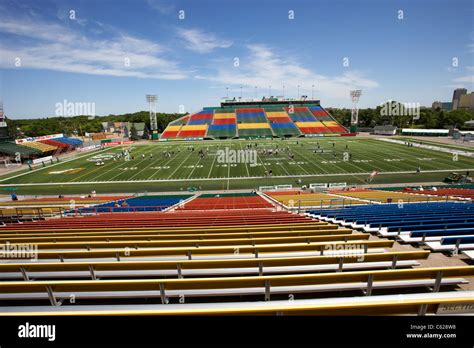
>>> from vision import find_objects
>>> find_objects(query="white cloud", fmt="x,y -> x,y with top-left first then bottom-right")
147,0 -> 175,15
196,44 -> 379,99
177,28 -> 232,53
453,75 -> 474,84
0,15 -> 187,80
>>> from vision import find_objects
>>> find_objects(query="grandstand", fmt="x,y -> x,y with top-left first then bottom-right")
0,192 -> 472,316
20,141 -> 58,154
308,201 -> 474,252
0,142 -> 41,158
160,99 -> 348,140
0,135 -> 83,161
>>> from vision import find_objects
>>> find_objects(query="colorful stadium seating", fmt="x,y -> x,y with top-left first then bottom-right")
39,139 -> 71,153
0,203 -> 472,315
53,137 -> 83,147
159,102 -> 348,140
178,192 -> 273,210
88,194 -> 193,213
177,125 -> 208,139
0,142 -> 41,157
308,202 -> 474,252
237,122 -> 273,138
330,189 -> 448,204
20,141 -> 58,154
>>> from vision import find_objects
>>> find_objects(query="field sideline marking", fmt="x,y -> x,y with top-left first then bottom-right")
1,168 -> 473,186
0,147 -> 109,183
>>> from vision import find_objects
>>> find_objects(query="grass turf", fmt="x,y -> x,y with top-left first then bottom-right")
0,137 -> 473,194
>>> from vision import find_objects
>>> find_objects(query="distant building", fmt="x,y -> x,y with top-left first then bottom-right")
124,122 -> 146,138
452,88 -> 467,110
101,121 -> 147,138
373,125 -> 397,136
458,92 -> 474,110
432,101 -> 452,111
401,128 -> 449,136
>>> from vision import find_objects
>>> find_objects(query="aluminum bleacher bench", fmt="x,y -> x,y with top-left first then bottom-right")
0,251 -> 429,280
4,233 -> 369,251
0,266 -> 470,306
0,221 -> 326,234
0,227 -> 352,244
0,240 -> 394,262
425,236 -> 474,252
463,250 -> 474,260
1,291 -> 472,316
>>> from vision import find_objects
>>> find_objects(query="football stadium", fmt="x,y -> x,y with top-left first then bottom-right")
1,0 -> 473,345
0,96 -> 473,319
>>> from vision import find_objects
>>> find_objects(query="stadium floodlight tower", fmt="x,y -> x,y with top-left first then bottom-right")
350,90 -> 362,133
0,101 -> 6,127
146,95 -> 158,140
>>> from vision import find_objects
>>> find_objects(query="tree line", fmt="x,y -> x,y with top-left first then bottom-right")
5,103 -> 474,139
329,103 -> 474,130
5,111 -> 185,139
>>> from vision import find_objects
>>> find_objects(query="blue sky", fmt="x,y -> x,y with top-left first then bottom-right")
0,0 -> 473,118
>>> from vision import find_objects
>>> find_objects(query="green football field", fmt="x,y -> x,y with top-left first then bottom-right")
1,137 -> 473,194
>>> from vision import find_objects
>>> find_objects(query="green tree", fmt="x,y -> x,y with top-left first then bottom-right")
142,126 -> 150,140
130,124 -> 139,141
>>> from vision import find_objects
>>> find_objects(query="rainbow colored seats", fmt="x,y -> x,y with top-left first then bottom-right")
207,124 -> 237,138
177,125 -> 208,139
160,102 -> 348,140
237,122 -> 273,138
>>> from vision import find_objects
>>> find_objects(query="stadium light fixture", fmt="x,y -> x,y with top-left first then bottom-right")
350,90 -> 362,125
146,95 -> 158,131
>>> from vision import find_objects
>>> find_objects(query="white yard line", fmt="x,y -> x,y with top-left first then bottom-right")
99,147 -> 157,182
167,150 -> 195,179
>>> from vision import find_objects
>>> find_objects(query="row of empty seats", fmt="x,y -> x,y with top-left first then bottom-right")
308,202 -> 474,253
264,191 -> 366,209
177,192 -> 274,210
86,194 -> 193,213
330,189 -> 450,204
0,195 -> 130,220
400,188 -> 474,200
0,207 -> 472,315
